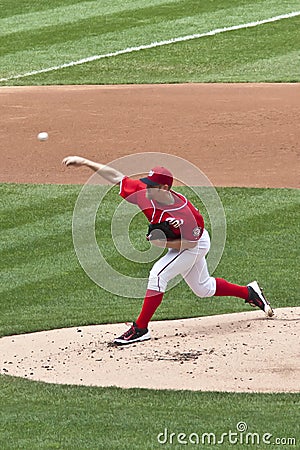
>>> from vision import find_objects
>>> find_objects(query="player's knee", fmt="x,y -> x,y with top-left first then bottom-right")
147,269 -> 168,293
192,277 -> 216,298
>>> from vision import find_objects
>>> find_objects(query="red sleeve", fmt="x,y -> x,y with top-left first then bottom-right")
119,177 -> 145,204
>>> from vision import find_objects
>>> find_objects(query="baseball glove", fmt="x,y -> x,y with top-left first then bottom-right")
146,221 -> 179,241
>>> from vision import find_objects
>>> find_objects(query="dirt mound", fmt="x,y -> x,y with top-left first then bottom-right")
1,307 -> 299,392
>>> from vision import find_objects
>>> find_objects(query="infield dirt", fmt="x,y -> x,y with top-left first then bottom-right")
0,83 -> 299,187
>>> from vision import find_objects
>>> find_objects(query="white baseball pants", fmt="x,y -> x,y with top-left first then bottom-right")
147,229 -> 216,297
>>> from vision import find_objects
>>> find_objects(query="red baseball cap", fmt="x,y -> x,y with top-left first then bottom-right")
140,166 -> 173,187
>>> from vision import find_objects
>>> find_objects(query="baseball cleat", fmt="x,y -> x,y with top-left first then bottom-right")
114,322 -> 151,345
246,281 -> 274,317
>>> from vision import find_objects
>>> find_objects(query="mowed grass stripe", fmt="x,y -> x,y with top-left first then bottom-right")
0,0 -> 89,19
0,0 -> 260,55
0,182 -> 79,209
0,193 -> 75,228
47,14 -> 299,85
0,191 -> 77,231
1,0 -> 299,80
203,187 -> 299,305
0,212 -> 73,255
224,48 -> 300,82
0,0 -> 94,19
0,184 -> 78,292
0,250 -> 79,294
0,0 -> 177,37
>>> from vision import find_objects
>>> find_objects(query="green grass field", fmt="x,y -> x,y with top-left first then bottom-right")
1,376 -> 299,449
1,1 -> 299,448
0,0 -> 300,84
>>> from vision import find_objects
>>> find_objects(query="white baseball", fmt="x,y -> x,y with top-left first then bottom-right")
37,131 -> 48,141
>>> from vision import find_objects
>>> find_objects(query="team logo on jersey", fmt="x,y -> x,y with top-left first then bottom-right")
192,226 -> 202,237
148,170 -> 154,177
166,217 -> 184,228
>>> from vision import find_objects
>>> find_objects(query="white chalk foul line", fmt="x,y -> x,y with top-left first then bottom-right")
1,10 -> 299,82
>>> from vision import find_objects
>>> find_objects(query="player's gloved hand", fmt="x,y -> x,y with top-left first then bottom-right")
146,221 -> 179,241
62,156 -> 86,167
146,228 -> 167,241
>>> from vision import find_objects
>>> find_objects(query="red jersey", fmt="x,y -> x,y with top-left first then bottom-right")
119,177 -> 204,241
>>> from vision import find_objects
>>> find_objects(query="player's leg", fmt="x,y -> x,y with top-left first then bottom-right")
183,229 -> 244,298
184,261 -> 249,299
183,230 -> 274,317
114,248 -> 197,345
185,263 -> 274,317
115,230 -> 247,345
135,248 -> 197,328
182,229 -> 216,297
133,235 -> 217,329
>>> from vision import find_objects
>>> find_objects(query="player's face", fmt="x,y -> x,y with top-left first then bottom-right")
145,185 -> 159,200
146,184 -> 170,202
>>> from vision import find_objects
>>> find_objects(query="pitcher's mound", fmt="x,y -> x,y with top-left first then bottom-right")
0,307 -> 299,392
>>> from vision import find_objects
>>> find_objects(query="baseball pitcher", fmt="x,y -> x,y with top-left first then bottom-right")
62,156 -> 274,345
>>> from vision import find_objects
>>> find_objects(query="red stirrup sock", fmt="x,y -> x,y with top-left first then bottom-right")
214,278 -> 249,300
135,290 -> 164,329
